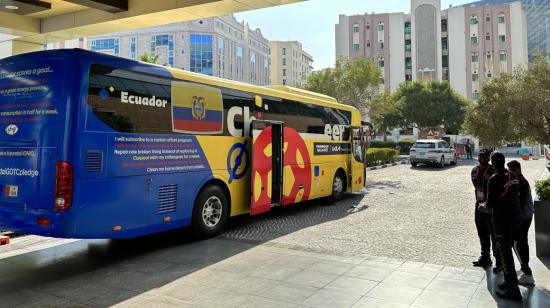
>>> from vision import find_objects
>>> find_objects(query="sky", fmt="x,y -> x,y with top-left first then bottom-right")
235,0 -> 475,70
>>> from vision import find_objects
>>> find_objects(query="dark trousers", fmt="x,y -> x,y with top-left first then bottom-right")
475,208 -> 501,265
495,227 -> 519,287
514,218 -> 533,274
466,148 -> 473,159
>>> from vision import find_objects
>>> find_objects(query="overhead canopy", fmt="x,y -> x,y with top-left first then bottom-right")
0,0 -> 304,46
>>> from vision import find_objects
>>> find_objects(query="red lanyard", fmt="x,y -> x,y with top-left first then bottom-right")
499,173 -> 512,199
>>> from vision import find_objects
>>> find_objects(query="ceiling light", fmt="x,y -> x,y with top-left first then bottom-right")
4,5 -> 19,10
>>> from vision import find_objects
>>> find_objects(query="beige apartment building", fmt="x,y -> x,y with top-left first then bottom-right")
335,0 -> 528,101
269,41 -> 314,87
48,15 -> 271,86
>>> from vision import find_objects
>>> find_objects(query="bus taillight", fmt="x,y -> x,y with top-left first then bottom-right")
54,161 -> 73,211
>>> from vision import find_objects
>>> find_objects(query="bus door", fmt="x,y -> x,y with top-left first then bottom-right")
250,120 -> 284,216
350,127 -> 366,191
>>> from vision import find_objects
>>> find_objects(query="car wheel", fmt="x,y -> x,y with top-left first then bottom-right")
440,156 -> 445,168
411,162 -> 418,167
192,185 -> 229,239
332,171 -> 346,202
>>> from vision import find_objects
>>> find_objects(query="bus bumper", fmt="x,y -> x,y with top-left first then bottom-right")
0,203 -> 69,238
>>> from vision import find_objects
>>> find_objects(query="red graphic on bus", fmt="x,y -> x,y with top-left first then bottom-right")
252,127 -> 312,215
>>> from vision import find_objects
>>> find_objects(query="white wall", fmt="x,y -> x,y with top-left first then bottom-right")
335,14 -> 350,59
448,6 -> 468,98
510,1 -> 528,69
389,13 -> 405,91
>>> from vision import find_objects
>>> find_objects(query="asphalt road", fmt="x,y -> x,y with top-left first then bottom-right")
221,158 -> 547,267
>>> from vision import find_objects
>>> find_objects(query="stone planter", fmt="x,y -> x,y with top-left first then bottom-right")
535,200 -> 550,257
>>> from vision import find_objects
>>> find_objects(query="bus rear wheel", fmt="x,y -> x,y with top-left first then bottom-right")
331,171 -> 346,202
192,185 -> 229,239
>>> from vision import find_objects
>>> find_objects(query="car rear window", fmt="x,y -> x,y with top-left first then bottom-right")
413,142 -> 436,149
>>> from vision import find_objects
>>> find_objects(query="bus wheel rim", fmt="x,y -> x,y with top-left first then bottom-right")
334,176 -> 343,194
202,196 -> 222,228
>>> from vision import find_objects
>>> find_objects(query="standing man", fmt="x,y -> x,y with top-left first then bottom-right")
471,149 -> 499,269
465,139 -> 473,159
507,160 -> 535,285
483,152 -> 522,301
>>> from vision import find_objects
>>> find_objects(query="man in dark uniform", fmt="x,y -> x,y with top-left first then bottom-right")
465,139 -> 473,159
471,149 -> 500,269
482,152 -> 522,301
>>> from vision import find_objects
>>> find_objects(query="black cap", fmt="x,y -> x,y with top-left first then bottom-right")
479,148 -> 492,158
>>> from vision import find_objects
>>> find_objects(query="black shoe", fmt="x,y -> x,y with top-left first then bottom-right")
493,266 -> 503,273
473,257 -> 492,267
498,281 -> 509,290
496,288 -> 522,302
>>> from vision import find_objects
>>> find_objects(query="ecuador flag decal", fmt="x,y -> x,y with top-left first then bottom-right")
171,81 -> 224,134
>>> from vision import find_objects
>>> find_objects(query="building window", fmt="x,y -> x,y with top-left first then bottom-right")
442,37 -> 448,50
498,16 -> 505,24
405,40 -> 411,52
282,58 -> 286,66
500,52 -> 507,61
472,53 -> 479,63
487,72 -> 492,78
405,57 -> 412,70
130,37 -> 136,59
486,34 -> 491,40
377,23 -> 384,31
378,59 -> 384,68
236,45 -> 243,78
90,38 -> 120,56
486,16 -> 491,22
405,22 -> 411,34
470,36 -> 478,45
406,74 -> 412,81
472,91 -> 480,100
472,74 -> 479,81
499,35 -> 506,43
190,34 -> 213,75
353,44 -> 360,52
282,48 -> 286,55
441,19 -> 448,32
217,36 -> 225,77
366,24 -> 370,30
282,79 -> 286,85
366,40 -> 371,47
470,16 -> 478,25
377,42 -> 384,50
353,24 -> 360,33
282,69 -> 286,77
151,34 -> 174,67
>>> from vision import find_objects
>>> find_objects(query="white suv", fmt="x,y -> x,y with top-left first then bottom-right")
410,139 -> 457,167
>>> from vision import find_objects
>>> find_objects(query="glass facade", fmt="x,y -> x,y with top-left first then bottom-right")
190,34 -> 213,76
218,37 -> 225,77
91,38 -> 120,56
151,34 -> 174,67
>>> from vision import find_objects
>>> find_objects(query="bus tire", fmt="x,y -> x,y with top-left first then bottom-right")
192,185 -> 229,239
331,170 -> 346,202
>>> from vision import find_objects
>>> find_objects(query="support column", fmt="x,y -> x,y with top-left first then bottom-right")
0,40 -> 43,59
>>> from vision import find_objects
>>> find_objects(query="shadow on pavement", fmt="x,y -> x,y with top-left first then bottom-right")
0,193 -> 368,306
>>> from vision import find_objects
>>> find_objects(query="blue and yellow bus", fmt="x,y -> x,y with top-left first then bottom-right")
0,49 -> 368,239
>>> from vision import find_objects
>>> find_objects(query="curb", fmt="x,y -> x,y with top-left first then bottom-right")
366,160 -> 408,171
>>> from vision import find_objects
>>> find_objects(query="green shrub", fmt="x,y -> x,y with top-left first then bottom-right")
365,148 -> 399,167
535,178 -> 550,201
398,139 -> 416,155
369,141 -> 397,149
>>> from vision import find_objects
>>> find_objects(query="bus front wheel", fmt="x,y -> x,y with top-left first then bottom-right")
331,171 -> 346,202
192,185 -> 229,239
